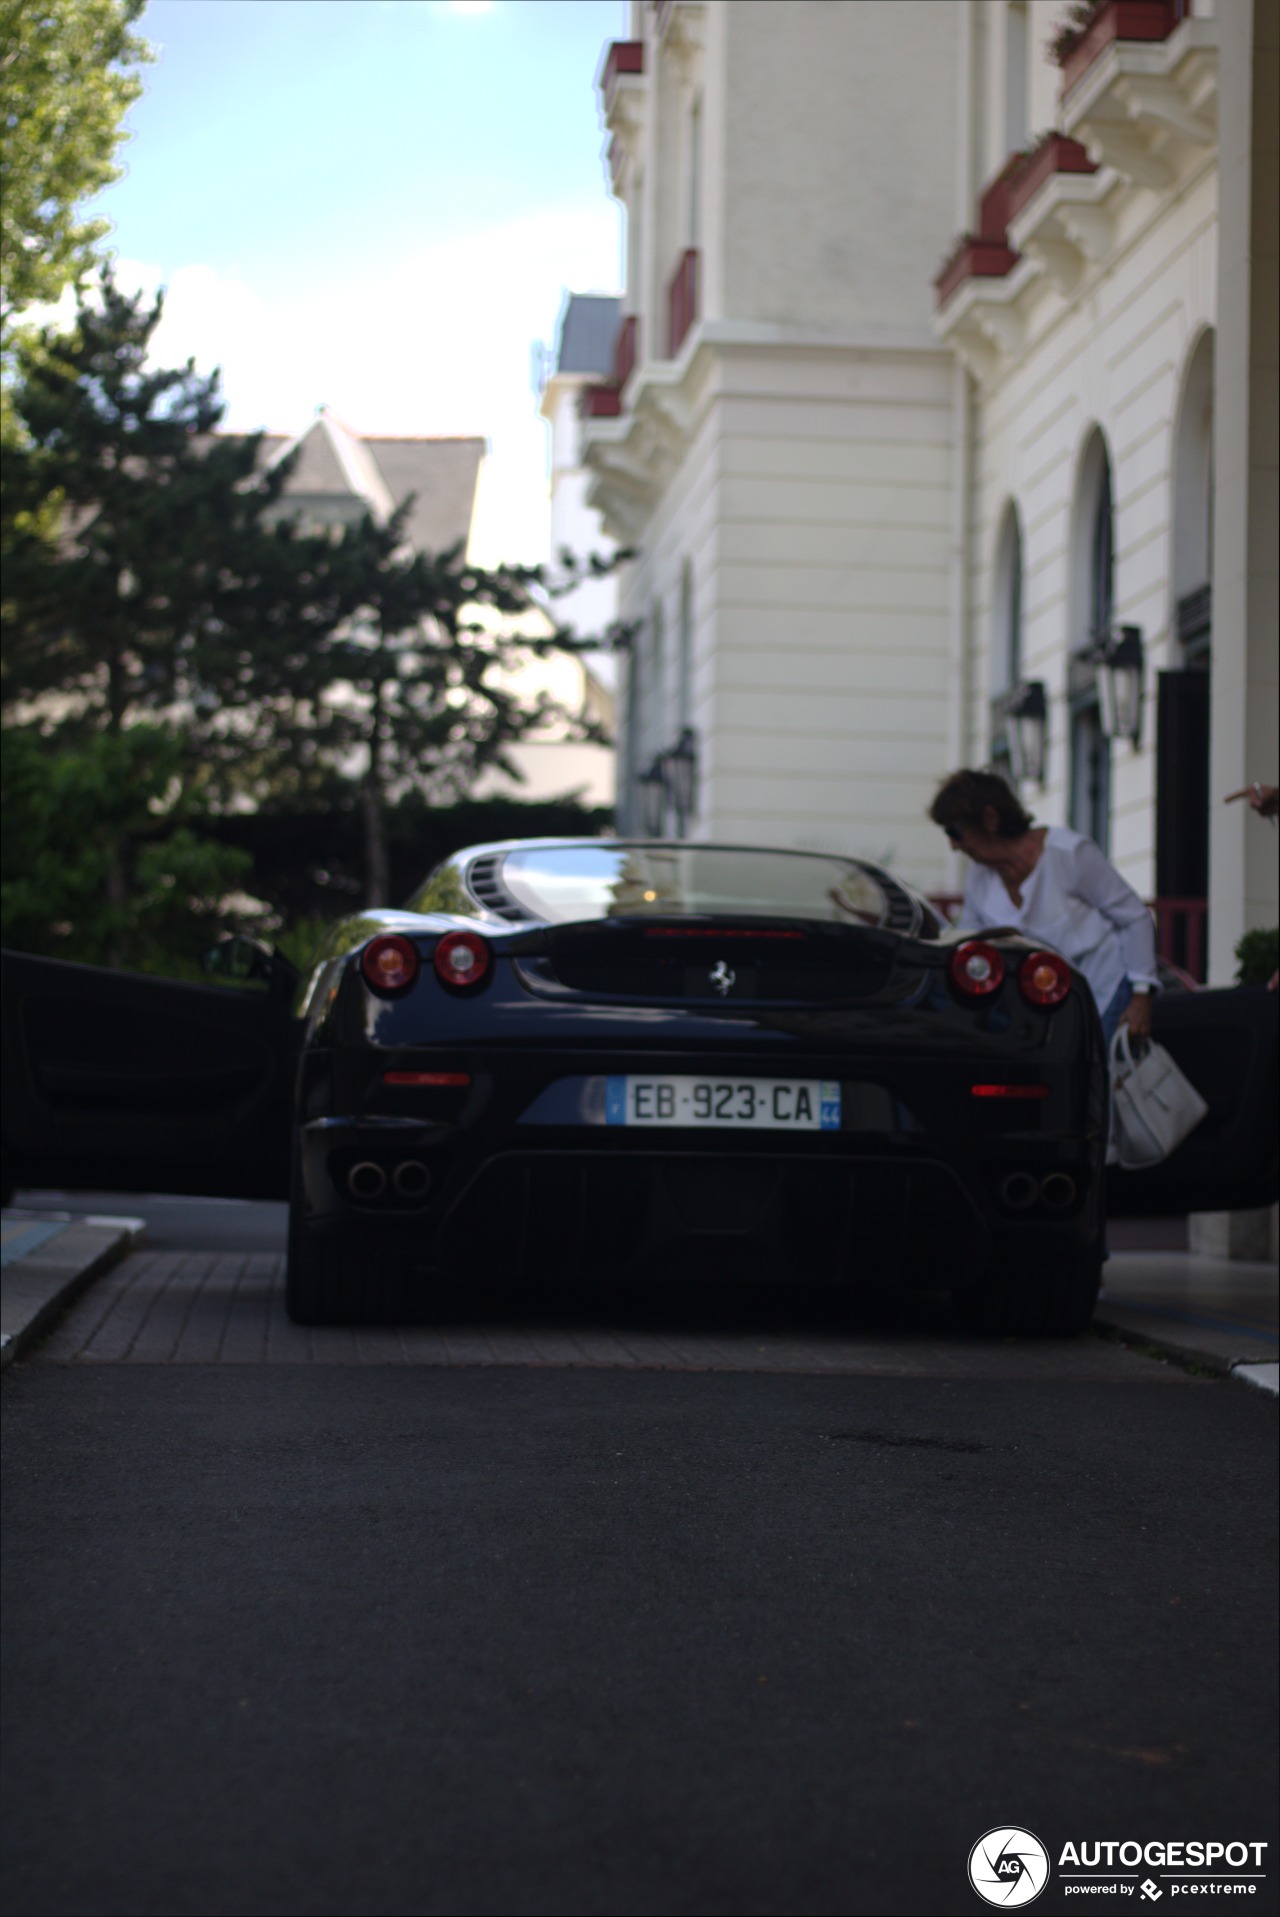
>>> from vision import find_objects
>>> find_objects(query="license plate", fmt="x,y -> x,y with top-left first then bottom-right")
605,1076 -> 841,1131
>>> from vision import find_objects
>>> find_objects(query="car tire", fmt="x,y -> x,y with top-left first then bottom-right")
955,1240 -> 1102,1338
286,1208 -> 414,1327
285,1142 -> 407,1326
284,1193 -> 330,1326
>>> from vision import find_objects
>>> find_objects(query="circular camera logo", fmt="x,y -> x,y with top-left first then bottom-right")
968,1828 -> 1050,1907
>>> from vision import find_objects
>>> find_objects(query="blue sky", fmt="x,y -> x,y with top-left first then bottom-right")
87,0 -> 627,560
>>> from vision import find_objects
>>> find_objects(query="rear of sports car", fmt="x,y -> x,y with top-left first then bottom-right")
287,844 -> 1108,1333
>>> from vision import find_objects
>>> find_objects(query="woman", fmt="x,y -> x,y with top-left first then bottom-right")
928,769 -> 1157,1047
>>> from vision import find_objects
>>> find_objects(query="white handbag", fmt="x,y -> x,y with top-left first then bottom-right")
1109,1023 -> 1209,1170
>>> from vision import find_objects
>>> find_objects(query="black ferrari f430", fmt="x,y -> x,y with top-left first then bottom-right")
2,840 -> 1275,1335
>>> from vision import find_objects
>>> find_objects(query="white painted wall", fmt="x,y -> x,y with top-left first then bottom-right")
601,0 -> 961,874
719,2 -> 960,336
964,166 -> 1219,895
590,0 -> 1275,950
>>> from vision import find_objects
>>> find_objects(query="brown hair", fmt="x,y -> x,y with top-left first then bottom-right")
929,769 -> 1033,840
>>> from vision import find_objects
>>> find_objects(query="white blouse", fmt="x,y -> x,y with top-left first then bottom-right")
960,824 -> 1159,1013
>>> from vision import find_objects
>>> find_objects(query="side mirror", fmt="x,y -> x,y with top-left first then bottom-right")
200,935 -> 299,997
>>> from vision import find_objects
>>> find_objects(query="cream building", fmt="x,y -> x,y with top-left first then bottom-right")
538,292 -> 623,678
581,0 -> 1277,988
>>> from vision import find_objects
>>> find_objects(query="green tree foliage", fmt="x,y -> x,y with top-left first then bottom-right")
2,269 -> 346,750
0,0 -> 151,325
1234,927 -> 1279,988
206,793 -> 614,928
1,268 -> 622,959
287,514 -> 611,904
0,723 -> 253,968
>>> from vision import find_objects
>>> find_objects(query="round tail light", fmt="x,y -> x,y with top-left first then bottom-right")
949,940 -> 1006,998
360,935 -> 420,995
1018,949 -> 1072,1007
433,930 -> 492,991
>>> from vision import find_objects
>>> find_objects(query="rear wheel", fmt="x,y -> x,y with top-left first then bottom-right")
286,1210 -> 422,1326
954,1240 -> 1102,1338
285,1141 -> 413,1326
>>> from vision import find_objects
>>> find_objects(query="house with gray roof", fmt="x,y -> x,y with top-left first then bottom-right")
250,407 -> 485,555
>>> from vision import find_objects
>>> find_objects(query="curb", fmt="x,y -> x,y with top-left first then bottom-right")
1093,1311 -> 1280,1395
1230,1362 -> 1279,1398
0,1217 -> 145,1369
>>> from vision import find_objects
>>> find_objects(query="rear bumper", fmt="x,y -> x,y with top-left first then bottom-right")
300,1036 -> 1106,1287
298,1120 -> 1104,1289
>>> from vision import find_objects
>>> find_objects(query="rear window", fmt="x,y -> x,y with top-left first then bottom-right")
495,845 -> 896,927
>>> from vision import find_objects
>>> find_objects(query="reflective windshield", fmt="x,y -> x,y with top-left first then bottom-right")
495,845 -> 895,926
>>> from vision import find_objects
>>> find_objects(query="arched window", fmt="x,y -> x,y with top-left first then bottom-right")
677,559 -> 694,731
1068,430 -> 1115,848
1157,329 -> 1215,944
1089,456 -> 1114,641
1172,328 -> 1214,666
623,638 -> 643,834
649,595 -> 667,744
989,504 -> 1024,777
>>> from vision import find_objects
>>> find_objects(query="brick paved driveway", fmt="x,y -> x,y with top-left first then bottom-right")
31,1248 -> 1193,1381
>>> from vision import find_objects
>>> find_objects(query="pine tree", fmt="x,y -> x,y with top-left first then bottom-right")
2,268 -> 623,935
1,268 -> 343,756
295,514 -> 612,905
0,270 -> 348,956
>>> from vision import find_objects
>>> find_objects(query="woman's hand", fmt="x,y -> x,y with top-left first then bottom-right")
1121,992 -> 1153,1040
1224,782 -> 1279,818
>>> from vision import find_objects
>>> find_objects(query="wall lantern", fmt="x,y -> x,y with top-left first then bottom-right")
637,755 -> 669,836
665,727 -> 699,833
1001,680 -> 1048,785
1092,625 -> 1144,746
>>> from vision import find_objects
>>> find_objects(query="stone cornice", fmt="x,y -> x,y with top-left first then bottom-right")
581,322 -> 951,540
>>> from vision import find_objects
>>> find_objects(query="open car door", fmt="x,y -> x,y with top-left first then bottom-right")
1107,984 -> 1278,1217
1,950 -> 296,1202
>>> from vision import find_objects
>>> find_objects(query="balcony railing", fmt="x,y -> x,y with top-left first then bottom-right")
576,316 -> 637,423
934,237 -> 1019,309
1056,0 -> 1192,97
1153,896 -> 1207,984
614,313 -> 638,391
935,135 -> 1095,309
1005,133 -> 1097,222
667,247 -> 699,359
579,383 -> 622,420
601,39 -> 644,107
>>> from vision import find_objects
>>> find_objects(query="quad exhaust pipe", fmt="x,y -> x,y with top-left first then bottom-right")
347,1161 -> 387,1200
346,1159 -> 432,1202
392,1159 -> 431,1199
998,1170 -> 1078,1212
999,1172 -> 1039,1210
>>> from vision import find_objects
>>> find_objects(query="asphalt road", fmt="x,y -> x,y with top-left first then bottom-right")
2,1203 -> 1277,1917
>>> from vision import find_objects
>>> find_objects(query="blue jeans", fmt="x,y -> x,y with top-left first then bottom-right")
1099,979 -> 1133,1051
